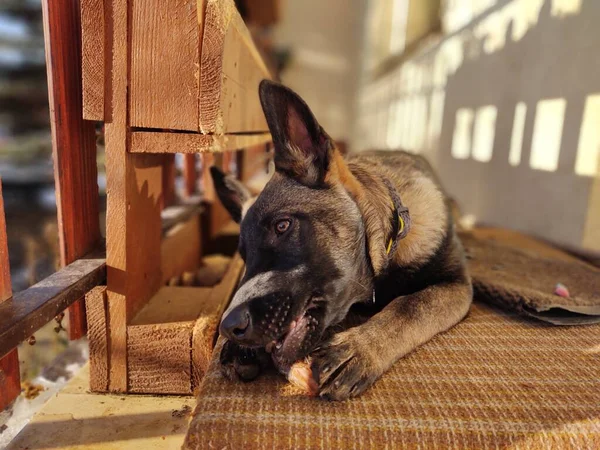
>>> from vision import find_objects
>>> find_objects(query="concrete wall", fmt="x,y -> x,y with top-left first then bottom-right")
357,0 -> 600,249
273,0 -> 368,145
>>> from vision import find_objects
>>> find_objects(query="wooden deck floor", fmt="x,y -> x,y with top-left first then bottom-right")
8,365 -> 196,450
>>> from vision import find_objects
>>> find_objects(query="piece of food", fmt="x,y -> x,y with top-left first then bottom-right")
286,359 -> 318,396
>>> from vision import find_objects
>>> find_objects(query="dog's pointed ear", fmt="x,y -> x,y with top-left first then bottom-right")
210,166 -> 251,223
259,80 -> 333,186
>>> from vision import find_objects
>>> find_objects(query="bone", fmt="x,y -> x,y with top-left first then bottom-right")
286,359 -> 318,396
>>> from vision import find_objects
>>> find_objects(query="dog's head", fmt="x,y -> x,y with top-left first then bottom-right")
213,80 -> 373,368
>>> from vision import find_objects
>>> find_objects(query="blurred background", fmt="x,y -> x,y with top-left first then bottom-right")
0,0 -> 598,384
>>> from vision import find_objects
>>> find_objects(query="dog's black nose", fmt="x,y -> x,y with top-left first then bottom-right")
220,305 -> 252,342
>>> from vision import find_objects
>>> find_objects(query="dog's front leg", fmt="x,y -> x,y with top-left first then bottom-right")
311,279 -> 472,400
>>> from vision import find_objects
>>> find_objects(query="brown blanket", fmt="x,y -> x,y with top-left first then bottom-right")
461,228 -> 600,325
184,302 -> 600,449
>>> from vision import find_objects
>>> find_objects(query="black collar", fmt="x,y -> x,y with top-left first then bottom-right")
382,177 -> 411,260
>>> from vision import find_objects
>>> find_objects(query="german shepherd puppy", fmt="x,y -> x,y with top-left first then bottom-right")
211,80 -> 473,401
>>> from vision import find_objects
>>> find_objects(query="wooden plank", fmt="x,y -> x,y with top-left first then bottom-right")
240,0 -> 280,27
8,367 -> 196,450
81,0 -> 105,120
131,286 -> 213,326
0,179 -> 20,410
199,0 -> 272,133
191,254 -> 243,389
200,153 -> 216,203
130,131 -> 271,154
183,154 -> 197,197
161,214 -> 202,284
42,0 -> 102,340
85,286 -> 109,392
161,154 -> 176,210
130,0 -> 202,130
105,0 -> 164,392
127,322 -> 194,394
0,251 -> 106,360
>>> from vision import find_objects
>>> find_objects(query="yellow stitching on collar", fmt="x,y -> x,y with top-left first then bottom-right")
398,216 -> 404,235
386,238 -> 393,254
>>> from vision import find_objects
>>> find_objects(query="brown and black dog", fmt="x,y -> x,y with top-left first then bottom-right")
211,80 -> 472,401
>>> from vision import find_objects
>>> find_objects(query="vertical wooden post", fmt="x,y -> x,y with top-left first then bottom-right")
183,154 -> 197,197
41,0 -> 101,339
161,154 -> 176,209
104,0 -> 164,392
0,180 -> 21,410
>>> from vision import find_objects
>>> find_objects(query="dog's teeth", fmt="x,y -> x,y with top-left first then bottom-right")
275,342 -> 282,350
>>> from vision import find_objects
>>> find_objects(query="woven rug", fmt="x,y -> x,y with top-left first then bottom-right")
184,302 -> 600,449
460,228 -> 600,325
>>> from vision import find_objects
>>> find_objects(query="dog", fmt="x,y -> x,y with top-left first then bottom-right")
210,80 -> 473,401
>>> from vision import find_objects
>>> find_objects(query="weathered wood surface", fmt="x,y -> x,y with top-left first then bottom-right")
0,250 -> 106,360
127,322 -> 194,394
130,0 -> 202,130
85,286 -> 109,392
42,0 -> 101,339
81,0 -> 105,120
130,131 -> 271,154
199,0 -> 271,133
0,179 -> 20,410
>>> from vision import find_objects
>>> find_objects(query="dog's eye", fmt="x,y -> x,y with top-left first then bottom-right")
274,219 -> 291,235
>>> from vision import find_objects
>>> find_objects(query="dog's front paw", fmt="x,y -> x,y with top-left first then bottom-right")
219,339 -> 269,382
310,330 -> 382,401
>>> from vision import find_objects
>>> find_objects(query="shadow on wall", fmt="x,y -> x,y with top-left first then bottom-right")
426,0 -> 598,248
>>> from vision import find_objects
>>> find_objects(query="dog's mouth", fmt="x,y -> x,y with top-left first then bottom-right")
266,297 -> 324,371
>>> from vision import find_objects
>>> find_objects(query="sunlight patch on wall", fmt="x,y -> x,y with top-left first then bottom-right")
575,94 -> 600,177
509,102 -> 527,166
530,98 -> 566,172
552,0 -> 582,16
451,108 -> 474,159
472,105 -> 497,162
427,91 -> 445,149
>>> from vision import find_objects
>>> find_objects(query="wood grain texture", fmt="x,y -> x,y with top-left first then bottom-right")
191,253 -> 243,389
42,0 -> 101,340
131,286 -> 213,326
130,131 -> 271,154
85,286 -> 109,392
199,0 -> 271,133
0,179 -> 20,410
183,154 -> 197,197
105,0 -> 163,393
127,322 -> 194,394
0,251 -> 106,359
161,214 -> 202,284
130,0 -> 202,130
81,0 -> 105,120
161,154 -> 176,210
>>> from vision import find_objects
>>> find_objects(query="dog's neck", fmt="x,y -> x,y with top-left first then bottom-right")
327,151 -> 401,277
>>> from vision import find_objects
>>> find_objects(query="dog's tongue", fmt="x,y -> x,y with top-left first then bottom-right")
271,314 -> 310,373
